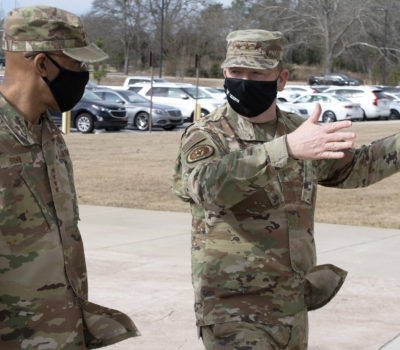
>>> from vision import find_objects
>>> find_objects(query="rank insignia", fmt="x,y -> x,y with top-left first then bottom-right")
187,145 -> 215,163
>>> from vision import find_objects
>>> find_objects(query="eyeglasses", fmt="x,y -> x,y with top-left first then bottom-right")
24,52 -> 87,71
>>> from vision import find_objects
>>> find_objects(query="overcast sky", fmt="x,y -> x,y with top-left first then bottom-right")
1,0 -> 232,17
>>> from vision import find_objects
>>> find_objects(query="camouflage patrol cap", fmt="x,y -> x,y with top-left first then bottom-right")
2,6 -> 108,63
221,29 -> 284,70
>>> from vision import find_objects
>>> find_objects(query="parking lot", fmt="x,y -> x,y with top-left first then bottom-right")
65,118 -> 400,134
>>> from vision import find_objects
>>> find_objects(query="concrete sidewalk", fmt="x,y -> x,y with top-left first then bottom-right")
78,205 -> 400,350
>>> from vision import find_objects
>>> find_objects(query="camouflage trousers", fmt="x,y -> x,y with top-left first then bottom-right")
200,310 -> 308,350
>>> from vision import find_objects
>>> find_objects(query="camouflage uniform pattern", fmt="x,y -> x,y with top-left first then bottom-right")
2,6 -> 108,63
201,310 -> 307,350
172,103 -> 400,346
0,95 -> 139,348
221,30 -> 284,70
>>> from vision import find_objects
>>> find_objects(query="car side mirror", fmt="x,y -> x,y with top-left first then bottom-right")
180,94 -> 190,100
116,99 -> 125,104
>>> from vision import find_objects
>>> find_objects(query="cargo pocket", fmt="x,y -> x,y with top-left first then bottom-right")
0,164 -> 52,238
304,264 -> 348,311
21,167 -> 54,230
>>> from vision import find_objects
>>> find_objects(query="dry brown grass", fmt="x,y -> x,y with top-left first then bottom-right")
65,121 -> 400,228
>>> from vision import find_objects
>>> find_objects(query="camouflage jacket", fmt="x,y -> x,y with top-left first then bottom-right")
172,103 -> 400,326
0,96 -> 139,348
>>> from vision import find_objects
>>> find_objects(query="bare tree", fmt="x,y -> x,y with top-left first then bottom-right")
252,0 -> 366,72
357,0 -> 400,83
146,0 -> 206,76
81,0 -> 400,83
90,0 -> 148,75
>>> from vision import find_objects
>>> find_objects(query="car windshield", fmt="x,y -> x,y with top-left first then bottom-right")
374,91 -> 387,99
182,87 -> 212,99
86,81 -> 98,89
205,87 -> 222,94
83,90 -> 102,101
391,93 -> 400,100
118,90 -> 149,103
331,95 -> 351,102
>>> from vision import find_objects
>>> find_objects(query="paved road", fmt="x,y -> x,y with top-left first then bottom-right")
78,205 -> 400,350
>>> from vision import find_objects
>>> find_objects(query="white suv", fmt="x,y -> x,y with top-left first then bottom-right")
123,76 -> 168,88
130,83 -> 225,122
277,85 -> 316,102
324,86 -> 390,119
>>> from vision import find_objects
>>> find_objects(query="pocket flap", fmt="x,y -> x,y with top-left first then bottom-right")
305,264 -> 347,311
80,299 -> 140,348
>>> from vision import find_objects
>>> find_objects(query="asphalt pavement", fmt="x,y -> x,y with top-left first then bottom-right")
78,205 -> 400,350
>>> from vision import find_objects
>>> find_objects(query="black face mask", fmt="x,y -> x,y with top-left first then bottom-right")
43,54 -> 89,112
224,77 -> 278,118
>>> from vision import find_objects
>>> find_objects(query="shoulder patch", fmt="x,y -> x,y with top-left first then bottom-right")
187,144 -> 215,164
182,133 -> 207,154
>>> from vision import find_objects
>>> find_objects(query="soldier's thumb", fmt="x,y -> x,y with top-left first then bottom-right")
308,103 -> 322,124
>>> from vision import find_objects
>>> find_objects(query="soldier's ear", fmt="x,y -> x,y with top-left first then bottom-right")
277,69 -> 289,92
33,53 -> 50,79
223,68 -> 228,78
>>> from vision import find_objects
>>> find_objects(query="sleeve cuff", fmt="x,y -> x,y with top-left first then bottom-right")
264,135 -> 289,168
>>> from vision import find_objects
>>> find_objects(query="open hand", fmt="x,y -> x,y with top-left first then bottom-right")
286,103 -> 356,160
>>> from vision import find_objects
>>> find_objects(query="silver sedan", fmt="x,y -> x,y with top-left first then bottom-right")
93,88 -> 183,131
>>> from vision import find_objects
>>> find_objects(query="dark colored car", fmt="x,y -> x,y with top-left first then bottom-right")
50,89 -> 128,133
308,73 -> 359,86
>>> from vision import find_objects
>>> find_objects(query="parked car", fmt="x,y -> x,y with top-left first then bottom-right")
383,92 -> 400,120
311,85 -> 331,93
130,83 -> 225,122
122,76 -> 168,89
198,86 -> 226,100
377,86 -> 400,94
277,85 -> 316,102
308,73 -> 359,86
291,93 -> 363,122
277,101 -> 309,118
86,80 -> 99,90
93,88 -> 183,130
324,86 -> 390,120
50,89 -> 128,133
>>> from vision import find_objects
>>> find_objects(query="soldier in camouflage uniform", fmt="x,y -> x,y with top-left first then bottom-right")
172,29 -> 400,349
0,6 -> 139,349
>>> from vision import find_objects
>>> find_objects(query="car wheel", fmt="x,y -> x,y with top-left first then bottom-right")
201,109 -> 209,118
361,109 -> 367,121
163,125 -> 176,131
389,109 -> 400,120
75,113 -> 94,133
322,111 -> 336,123
135,112 -> 149,131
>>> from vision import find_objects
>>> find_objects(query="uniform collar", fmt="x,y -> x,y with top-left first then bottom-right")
226,104 -> 288,141
0,94 -> 55,146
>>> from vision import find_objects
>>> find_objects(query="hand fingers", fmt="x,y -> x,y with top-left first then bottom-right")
308,103 -> 322,124
324,141 -> 354,152
318,151 -> 346,159
325,131 -> 356,142
322,120 -> 352,133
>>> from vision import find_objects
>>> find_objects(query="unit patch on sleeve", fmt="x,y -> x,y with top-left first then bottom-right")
187,144 -> 215,164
